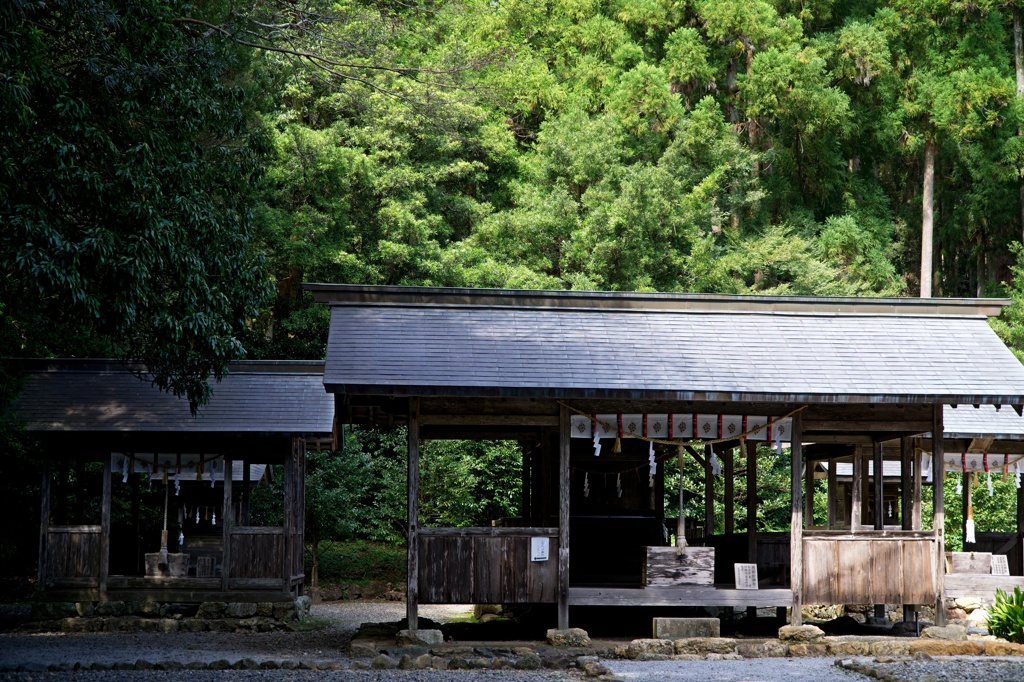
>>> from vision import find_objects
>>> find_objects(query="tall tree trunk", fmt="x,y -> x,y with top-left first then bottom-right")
921,139 -> 936,297
1015,7 -> 1024,242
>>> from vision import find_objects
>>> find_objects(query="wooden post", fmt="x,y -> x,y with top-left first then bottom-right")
558,404 -> 571,630
790,410 -> 804,626
99,454 -> 111,596
963,472 -> 972,548
241,457 -> 251,526
901,438 -> 913,531
827,458 -> 837,529
38,457 -> 50,590
725,447 -> 734,535
851,449 -> 863,532
933,404 -> 946,625
805,458 -> 815,529
522,444 -> 532,523
407,397 -> 420,632
704,445 -> 714,539
746,441 -> 757,564
873,442 -> 884,530
913,439 -> 924,531
283,439 -> 295,591
222,455 -> 232,592
861,450 -> 871,527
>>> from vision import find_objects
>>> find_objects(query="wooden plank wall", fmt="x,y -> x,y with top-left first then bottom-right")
418,532 -> 558,603
230,528 -> 286,579
46,526 -> 101,580
802,537 -> 935,604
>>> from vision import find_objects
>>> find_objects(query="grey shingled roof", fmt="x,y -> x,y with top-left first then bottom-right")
943,404 -> 1024,440
13,360 -> 333,434
320,290 -> 1024,404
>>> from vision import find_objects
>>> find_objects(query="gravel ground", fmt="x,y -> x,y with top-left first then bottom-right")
0,672 -> 575,681
0,603 -> 472,669
604,658 -> 867,681
850,656 -> 1024,681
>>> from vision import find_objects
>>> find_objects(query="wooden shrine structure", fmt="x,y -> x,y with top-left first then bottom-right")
13,359 -> 333,604
310,284 -> 1024,629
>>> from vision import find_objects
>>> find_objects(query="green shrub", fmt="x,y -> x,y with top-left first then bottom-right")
989,587 -> 1024,643
305,540 -> 406,585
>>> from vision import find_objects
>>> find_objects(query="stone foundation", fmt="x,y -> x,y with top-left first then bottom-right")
21,597 -> 310,633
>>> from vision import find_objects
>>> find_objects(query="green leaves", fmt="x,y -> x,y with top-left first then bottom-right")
989,586 -> 1024,642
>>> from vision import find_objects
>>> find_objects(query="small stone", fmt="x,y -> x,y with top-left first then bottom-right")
674,637 -> 737,655
582,661 -> 611,676
398,654 -> 415,670
431,656 -> 448,669
912,651 -> 933,661
466,657 -> 491,669
966,608 -> 990,627
515,653 -> 542,670
94,601 -> 126,617
155,661 -> 183,670
788,644 -> 827,657
705,653 -> 725,661
653,618 -> 720,639
349,639 -> 379,657
547,627 -> 592,647
637,653 -> 672,661
238,658 -> 259,669
294,595 -> 312,618
414,654 -> 432,669
91,662 -> 113,671
625,638 -> 675,659
921,624 -> 967,641
280,660 -> 299,669
185,661 -> 207,670
396,628 -> 444,646
134,660 -> 154,670
778,624 -> 825,642
723,653 -> 742,660
955,597 -> 983,611
371,654 -> 399,669
208,659 -> 231,670
197,602 -> 227,619
259,660 -> 281,669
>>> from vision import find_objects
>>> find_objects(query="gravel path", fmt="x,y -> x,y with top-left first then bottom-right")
604,658 -> 866,681
0,603 -> 472,669
849,656 -> 1024,681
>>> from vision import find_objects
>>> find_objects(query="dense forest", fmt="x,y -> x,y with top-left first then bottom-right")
8,0 -> 1024,580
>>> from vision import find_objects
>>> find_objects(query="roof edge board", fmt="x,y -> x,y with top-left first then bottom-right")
304,283 -> 1009,317
322,383 -> 1024,405
18,358 -> 326,375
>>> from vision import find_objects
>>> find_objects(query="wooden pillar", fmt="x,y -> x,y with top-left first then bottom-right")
827,458 -> 838,529
901,438 -> 913,531
789,410 -> 804,626
873,442 -> 884,530
746,441 -> 757,564
724,447 -> 734,535
407,397 -> 420,631
241,457 -> 251,526
37,457 -> 51,590
860,451 -> 871,526
932,404 -> 946,625
558,404 -> 571,630
1017,472 -> 1024,535
283,439 -> 295,592
222,455 -> 232,592
913,439 -> 924,531
99,454 -> 111,596
805,458 -> 815,529
851,449 -> 863,532
521,444 -> 532,523
704,445 -> 714,539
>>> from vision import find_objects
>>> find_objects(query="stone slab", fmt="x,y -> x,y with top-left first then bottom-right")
653,617 -> 720,639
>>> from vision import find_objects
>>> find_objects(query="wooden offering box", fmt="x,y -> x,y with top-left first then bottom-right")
642,546 -> 715,586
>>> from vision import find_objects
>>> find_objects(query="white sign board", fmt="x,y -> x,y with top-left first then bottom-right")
735,563 -> 759,590
531,537 -> 550,562
992,554 -> 1010,576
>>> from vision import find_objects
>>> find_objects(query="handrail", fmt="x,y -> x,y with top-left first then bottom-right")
419,527 -> 558,537
803,530 -> 934,541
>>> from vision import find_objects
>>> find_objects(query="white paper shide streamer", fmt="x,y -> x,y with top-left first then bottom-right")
583,473 -> 590,498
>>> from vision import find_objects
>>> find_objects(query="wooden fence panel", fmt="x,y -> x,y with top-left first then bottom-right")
803,535 -> 935,605
230,528 -> 285,579
46,526 -> 100,580
418,530 -> 557,604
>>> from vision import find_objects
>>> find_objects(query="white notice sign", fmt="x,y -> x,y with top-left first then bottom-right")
992,554 -> 1010,576
735,563 -> 759,590
531,537 -> 550,562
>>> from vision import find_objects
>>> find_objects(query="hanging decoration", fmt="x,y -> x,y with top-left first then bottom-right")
648,441 -> 656,488
1016,461 -> 1022,490
676,445 -> 687,553
985,454 -> 994,497
616,473 -> 622,498
583,473 -> 590,498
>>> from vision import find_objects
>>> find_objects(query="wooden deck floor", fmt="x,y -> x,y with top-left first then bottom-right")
569,585 -> 793,607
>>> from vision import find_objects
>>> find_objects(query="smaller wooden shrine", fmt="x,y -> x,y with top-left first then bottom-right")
13,359 -> 333,604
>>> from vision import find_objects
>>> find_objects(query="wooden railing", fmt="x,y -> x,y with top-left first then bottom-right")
45,525 -> 100,582
802,530 -> 936,604
417,527 -> 558,604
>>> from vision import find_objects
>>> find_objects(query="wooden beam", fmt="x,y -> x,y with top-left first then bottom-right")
419,414 -> 559,426
803,420 -> 932,433
790,410 -> 804,626
222,455 -> 232,593
705,445 -> 715,539
933,404 -> 946,625
967,437 -> 995,454
38,458 -> 50,590
99,455 -> 111,596
724,448 -> 734,535
558,404 -> 570,630
874,442 -> 884,531
914,440 -> 923,531
901,438 -> 913,531
407,397 -> 420,631
569,585 -> 793,608
851,449 -> 863,533
746,441 -> 757,565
